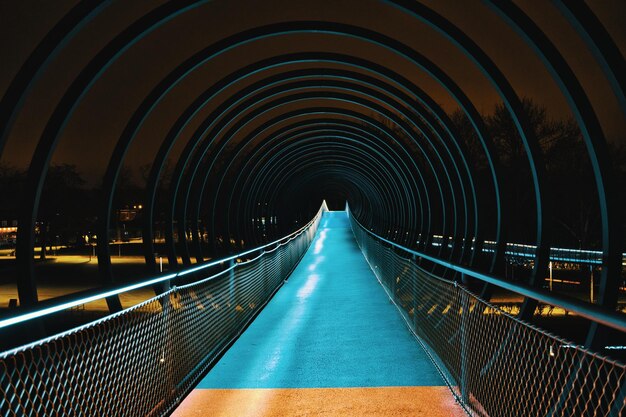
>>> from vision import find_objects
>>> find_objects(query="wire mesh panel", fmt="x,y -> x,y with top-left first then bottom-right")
0,212 -> 322,417
350,215 -> 626,417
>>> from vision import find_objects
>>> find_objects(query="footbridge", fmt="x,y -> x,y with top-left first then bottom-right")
1,205 -> 625,416
0,1 -> 625,416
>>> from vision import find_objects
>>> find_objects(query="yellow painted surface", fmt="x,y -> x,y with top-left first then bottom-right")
171,386 -> 466,417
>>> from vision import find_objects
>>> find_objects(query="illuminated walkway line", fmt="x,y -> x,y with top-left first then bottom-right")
173,211 -> 464,416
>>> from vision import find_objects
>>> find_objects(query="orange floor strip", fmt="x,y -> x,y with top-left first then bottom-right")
171,386 -> 465,417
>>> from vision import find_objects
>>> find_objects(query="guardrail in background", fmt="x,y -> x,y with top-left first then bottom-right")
0,202 -> 327,417
426,235 -> 626,265
349,208 -> 625,417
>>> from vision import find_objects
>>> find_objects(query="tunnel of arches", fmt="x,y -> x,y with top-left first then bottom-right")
0,1 -> 623,348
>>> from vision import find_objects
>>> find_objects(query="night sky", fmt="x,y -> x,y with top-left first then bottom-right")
0,0 -> 624,185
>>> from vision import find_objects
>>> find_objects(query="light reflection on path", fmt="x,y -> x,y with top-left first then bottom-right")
195,211 -> 445,389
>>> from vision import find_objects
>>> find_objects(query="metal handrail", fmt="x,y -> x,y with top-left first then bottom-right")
0,201 -> 326,416
0,201 -> 329,331
347,205 -> 626,334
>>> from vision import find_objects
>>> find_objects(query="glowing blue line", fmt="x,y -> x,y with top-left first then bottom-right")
0,202 -> 327,331
0,273 -> 177,329
348,205 -> 626,334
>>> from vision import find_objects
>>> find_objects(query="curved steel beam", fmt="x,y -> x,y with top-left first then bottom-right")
387,0 -> 550,318
15,0 -> 210,310
484,0 -> 622,345
190,82 -> 458,258
552,0 -> 626,117
140,53 -> 488,277
228,124 -> 423,247
0,0 -> 108,154
227,134 -> 415,247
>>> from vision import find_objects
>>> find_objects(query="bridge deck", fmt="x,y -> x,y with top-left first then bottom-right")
172,211 -> 464,416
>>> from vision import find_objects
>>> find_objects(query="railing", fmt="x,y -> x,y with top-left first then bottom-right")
0,202 -> 327,417
427,235 -> 626,266
349,209 -> 626,417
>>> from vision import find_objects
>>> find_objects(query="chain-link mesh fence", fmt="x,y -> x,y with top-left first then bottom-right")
0,209 -> 322,417
351,214 -> 626,417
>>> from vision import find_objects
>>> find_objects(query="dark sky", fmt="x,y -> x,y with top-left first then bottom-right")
0,0 -> 624,185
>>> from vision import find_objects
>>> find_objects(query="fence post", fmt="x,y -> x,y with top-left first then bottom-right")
229,258 -> 235,307
412,254 -> 418,329
459,274 -> 469,403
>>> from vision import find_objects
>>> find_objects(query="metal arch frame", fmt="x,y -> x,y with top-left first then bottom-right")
231,121 -> 421,247
264,158 -> 393,227
4,2 -> 610,324
183,103 -> 435,263
132,50 -> 490,274
14,0 -> 212,309
254,146 -> 403,226
119,17 -> 516,300
226,135 -> 415,247
195,83 -> 462,260
210,117 -> 419,245
0,0 -> 108,154
229,129 -> 417,241
386,1 -> 551,318
203,77 -> 474,267
140,50 -> 488,272
15,21 -> 508,311
228,124 -> 423,247
144,27 -> 504,276
86,22 -> 500,292
234,126 -> 417,244
178,97 -> 434,264
257,151 -> 407,246
173,84 -> 447,264
551,0 -> 626,119
483,0 -> 622,347
142,54 -> 444,270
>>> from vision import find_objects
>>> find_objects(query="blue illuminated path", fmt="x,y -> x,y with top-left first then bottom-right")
173,211 -> 464,416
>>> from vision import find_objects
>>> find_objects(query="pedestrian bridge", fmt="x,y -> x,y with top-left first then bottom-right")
1,205 -> 624,416
1,2 -> 625,415
173,210 -> 463,417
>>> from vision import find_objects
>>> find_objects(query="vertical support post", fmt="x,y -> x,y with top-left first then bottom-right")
459,274 -> 469,403
412,254 -> 418,329
159,256 -> 163,273
549,261 -> 553,292
590,265 -> 594,304
229,258 -> 235,307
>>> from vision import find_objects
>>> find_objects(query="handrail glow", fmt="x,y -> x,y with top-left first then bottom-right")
347,204 -> 626,334
0,201 -> 329,331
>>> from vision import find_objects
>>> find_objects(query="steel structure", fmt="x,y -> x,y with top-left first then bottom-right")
0,1 -> 624,414
350,208 -> 626,416
0,203 -> 325,416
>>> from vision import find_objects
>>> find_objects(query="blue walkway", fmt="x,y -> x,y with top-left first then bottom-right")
173,211 -> 463,416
